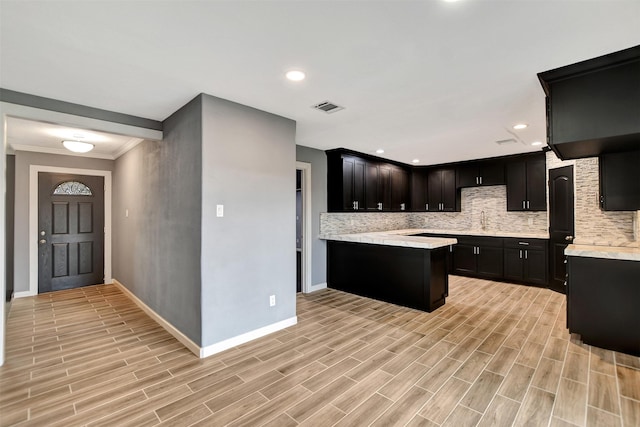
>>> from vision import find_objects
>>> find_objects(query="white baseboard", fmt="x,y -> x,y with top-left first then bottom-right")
14,290 -> 37,298
306,282 -> 327,293
113,279 -> 298,359
200,316 -> 298,358
113,279 -> 202,357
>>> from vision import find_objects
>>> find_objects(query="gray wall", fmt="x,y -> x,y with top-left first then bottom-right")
295,145 -> 327,286
200,94 -> 297,347
12,151 -> 115,293
113,96 -> 203,345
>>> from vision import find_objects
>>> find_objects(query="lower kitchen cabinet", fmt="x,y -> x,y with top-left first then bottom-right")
503,238 -> 548,286
452,237 -> 503,279
567,256 -> 640,356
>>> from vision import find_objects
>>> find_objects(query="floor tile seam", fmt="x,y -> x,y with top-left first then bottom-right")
585,403 -> 625,420
442,402 -> 484,426
612,352 -> 628,427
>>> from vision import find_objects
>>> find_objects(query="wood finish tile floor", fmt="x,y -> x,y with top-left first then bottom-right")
1,277 -> 639,427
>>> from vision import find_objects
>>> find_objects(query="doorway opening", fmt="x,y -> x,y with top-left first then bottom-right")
296,162 -> 312,294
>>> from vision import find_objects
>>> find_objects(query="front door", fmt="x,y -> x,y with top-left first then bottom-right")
38,173 -> 105,293
548,166 -> 574,294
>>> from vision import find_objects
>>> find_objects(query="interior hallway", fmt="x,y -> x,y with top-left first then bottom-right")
0,277 -> 639,426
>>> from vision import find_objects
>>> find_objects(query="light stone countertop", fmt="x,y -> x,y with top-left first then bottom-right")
319,229 -> 457,250
409,228 -> 550,239
565,244 -> 640,262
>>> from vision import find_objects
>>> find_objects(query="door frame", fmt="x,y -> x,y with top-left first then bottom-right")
296,161 -> 312,294
26,165 -> 112,296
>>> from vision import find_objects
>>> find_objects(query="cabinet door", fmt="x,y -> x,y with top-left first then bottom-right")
457,163 -> 479,188
410,169 -> 428,211
480,160 -> 505,186
441,169 -> 457,211
452,244 -> 477,275
600,149 -> 640,211
503,248 -> 524,281
526,157 -> 547,211
365,162 -> 380,210
524,249 -> 547,285
378,165 -> 392,211
506,160 -> 527,211
342,157 -> 355,210
476,246 -> 504,278
427,169 -> 443,211
391,167 -> 409,210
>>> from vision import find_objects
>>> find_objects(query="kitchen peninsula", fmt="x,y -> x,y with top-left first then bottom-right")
322,230 -> 457,312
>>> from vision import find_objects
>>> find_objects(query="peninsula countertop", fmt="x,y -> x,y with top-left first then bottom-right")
319,229 -> 457,250
565,243 -> 640,262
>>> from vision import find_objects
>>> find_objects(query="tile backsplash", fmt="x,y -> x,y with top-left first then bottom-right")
320,212 -> 411,235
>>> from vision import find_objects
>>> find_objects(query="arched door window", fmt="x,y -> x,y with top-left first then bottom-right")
52,181 -> 93,196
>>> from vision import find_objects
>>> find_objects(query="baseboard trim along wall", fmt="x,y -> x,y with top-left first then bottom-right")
307,282 -> 327,293
113,279 -> 202,357
113,279 -> 298,359
14,290 -> 37,298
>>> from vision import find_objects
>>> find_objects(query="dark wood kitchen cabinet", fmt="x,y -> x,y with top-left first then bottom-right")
452,236 -> 503,279
503,238 -> 548,286
410,168 -> 428,212
506,153 -> 546,211
567,255 -> 640,356
457,160 -> 505,188
427,167 -> 459,212
599,149 -> 640,211
538,45 -> 640,160
327,149 -> 410,212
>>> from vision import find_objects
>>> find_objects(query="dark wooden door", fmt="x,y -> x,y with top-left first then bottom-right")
410,169 -> 428,211
427,169 -> 442,212
506,160 -> 527,211
503,248 -> 525,281
378,165 -> 392,210
365,163 -> 379,210
390,167 -> 409,211
527,157 -> 547,211
441,169 -> 457,211
599,149 -> 640,211
452,243 -> 477,275
38,173 -> 105,293
548,166 -> 574,293
476,246 -> 503,278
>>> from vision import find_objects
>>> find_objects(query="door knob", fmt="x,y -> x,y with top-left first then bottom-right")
40,230 -> 46,236
565,235 -> 574,241
39,239 -> 46,244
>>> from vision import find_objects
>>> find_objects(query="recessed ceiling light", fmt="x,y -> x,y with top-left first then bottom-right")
531,141 -> 543,146
376,149 -> 385,154
62,140 -> 94,153
513,123 -> 528,130
412,159 -> 420,164
285,70 -> 306,81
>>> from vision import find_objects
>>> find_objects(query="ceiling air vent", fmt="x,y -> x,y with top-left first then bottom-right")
312,101 -> 344,114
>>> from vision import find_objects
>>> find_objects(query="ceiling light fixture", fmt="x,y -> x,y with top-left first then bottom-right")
285,70 -> 306,81
376,149 -> 385,154
513,123 -> 528,130
62,140 -> 94,153
412,159 -> 420,164
531,141 -> 543,146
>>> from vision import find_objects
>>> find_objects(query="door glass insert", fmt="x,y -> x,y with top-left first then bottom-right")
53,181 -> 93,196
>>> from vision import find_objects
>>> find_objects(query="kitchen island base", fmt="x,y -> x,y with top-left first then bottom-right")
327,241 -> 448,312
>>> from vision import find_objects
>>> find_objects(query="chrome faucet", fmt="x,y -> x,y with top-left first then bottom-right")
480,210 -> 486,230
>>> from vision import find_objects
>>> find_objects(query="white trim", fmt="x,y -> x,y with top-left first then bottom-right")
296,161 -> 313,294
14,290 -> 36,298
114,279 -> 297,359
113,280 -> 201,357
29,165 -> 112,295
200,316 -> 298,358
307,282 -> 328,293
10,143 -> 116,160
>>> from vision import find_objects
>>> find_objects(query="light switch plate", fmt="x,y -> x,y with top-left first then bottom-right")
216,205 -> 224,217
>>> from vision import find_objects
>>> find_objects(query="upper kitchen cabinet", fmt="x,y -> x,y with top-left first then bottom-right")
326,149 -> 410,212
427,167 -> 459,212
538,45 -> 640,160
506,152 -> 546,211
456,159 -> 505,188
599,149 -> 640,211
410,168 -> 428,212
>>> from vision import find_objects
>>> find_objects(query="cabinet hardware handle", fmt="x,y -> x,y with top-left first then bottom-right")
520,249 -> 523,259
353,201 -> 357,210
527,201 -> 530,209
476,177 -> 479,185
522,200 -> 526,209
565,235 -> 573,241
477,247 -> 480,255
425,203 -> 428,211
400,203 -> 405,211
479,176 -> 482,185
525,250 -> 528,259
518,242 -> 529,246
355,201 -> 359,210
378,202 -> 383,211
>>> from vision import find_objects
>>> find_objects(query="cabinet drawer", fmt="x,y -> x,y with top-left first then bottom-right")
503,238 -> 547,250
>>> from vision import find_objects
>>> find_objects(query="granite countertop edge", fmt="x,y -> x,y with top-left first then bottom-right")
565,244 -> 640,262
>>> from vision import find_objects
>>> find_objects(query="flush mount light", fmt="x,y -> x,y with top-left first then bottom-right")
531,141 -> 543,146
62,140 -> 94,153
513,123 -> 528,130
412,159 -> 420,164
376,149 -> 385,154
285,70 -> 306,81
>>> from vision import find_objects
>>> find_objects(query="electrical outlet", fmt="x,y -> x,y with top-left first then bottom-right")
269,295 -> 276,307
216,204 -> 224,217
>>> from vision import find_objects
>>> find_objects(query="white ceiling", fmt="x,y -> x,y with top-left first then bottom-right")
1,0 -> 639,165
